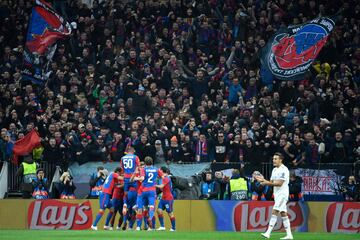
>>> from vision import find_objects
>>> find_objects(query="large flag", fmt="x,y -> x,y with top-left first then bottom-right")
12,129 -> 41,165
22,0 -> 71,84
260,17 -> 335,81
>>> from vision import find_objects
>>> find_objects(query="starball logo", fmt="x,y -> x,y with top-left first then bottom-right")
233,201 -> 307,232
326,202 -> 360,233
27,200 -> 92,230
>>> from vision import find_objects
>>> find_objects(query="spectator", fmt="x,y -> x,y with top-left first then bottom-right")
195,133 -> 209,162
328,132 -> 348,163
0,0 -> 358,196
42,137 -> 64,179
226,169 -> 249,200
289,171 -> 303,201
110,132 -> 125,161
76,138 -> 94,165
167,136 -> 183,163
288,135 -> 306,168
153,139 -> 167,165
134,134 -> 153,162
132,85 -> 152,118
32,168 -> 49,199
199,171 -> 220,200
305,138 -> 320,165
342,175 -> 359,201
92,135 -> 108,162
213,132 -> 229,163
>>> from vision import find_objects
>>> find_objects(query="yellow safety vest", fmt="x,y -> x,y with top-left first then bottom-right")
230,178 -> 248,192
23,162 -> 37,175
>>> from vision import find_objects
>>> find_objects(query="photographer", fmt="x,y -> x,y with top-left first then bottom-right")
250,172 -> 273,201
88,166 -> 108,198
342,175 -> 360,202
32,169 -> 49,199
199,171 -> 220,200
58,171 -> 76,199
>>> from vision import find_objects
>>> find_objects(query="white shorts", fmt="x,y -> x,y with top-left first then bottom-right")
273,195 -> 288,212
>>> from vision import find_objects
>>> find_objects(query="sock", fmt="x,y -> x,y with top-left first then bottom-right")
136,213 -> 143,228
110,212 -> 116,227
148,207 -> 155,226
123,214 -> 128,227
158,213 -> 164,227
170,216 -> 176,230
118,215 -> 123,228
143,210 -> 149,228
282,216 -> 292,236
129,214 -> 136,228
105,210 -> 114,226
93,211 -> 104,226
151,216 -> 156,229
266,215 -> 278,234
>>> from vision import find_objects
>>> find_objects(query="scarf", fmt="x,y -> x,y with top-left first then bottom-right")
196,140 -> 207,156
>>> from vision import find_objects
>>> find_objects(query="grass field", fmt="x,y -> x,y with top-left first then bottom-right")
1,230 -> 359,240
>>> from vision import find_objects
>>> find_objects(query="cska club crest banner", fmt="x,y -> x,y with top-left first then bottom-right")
260,17 -> 335,81
22,0 -> 71,84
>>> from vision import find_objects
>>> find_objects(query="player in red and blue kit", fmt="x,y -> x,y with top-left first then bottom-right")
105,177 -> 124,230
156,167 -> 176,231
91,167 -> 123,231
122,164 -> 142,230
133,156 -> 163,230
121,147 -> 140,192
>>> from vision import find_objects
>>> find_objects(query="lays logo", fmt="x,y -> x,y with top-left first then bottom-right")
326,202 -> 360,233
233,201 -> 307,232
27,200 -> 92,230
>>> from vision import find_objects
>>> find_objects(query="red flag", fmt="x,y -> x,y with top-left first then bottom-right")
12,129 -> 41,165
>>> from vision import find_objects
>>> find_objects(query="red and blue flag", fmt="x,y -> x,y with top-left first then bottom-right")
22,0 -> 71,84
260,17 -> 335,81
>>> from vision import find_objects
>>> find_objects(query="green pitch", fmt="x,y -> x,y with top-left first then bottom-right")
1,230 -> 359,240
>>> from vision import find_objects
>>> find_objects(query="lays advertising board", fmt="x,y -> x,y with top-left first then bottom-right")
0,200 -> 358,233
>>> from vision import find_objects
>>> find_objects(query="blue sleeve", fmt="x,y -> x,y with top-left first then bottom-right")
222,73 -> 231,87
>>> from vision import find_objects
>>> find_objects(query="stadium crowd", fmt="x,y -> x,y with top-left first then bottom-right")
0,0 -> 359,200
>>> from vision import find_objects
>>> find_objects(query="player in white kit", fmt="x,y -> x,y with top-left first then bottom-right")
255,152 -> 293,239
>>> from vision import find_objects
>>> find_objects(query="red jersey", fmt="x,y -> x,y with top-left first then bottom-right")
112,179 -> 124,200
136,170 -> 143,195
161,176 -> 174,200
102,172 -> 120,195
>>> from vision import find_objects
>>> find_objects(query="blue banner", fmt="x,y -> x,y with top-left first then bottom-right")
69,162 -> 210,198
261,17 -> 335,81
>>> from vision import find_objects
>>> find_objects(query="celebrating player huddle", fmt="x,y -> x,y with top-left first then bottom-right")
91,147 -> 176,231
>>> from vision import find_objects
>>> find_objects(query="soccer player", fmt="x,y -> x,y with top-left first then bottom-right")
91,167 -> 123,230
156,166 -> 176,231
255,152 -> 293,240
122,161 -> 143,230
133,156 -> 163,231
121,147 -> 140,228
121,147 -> 140,192
106,176 -> 124,230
